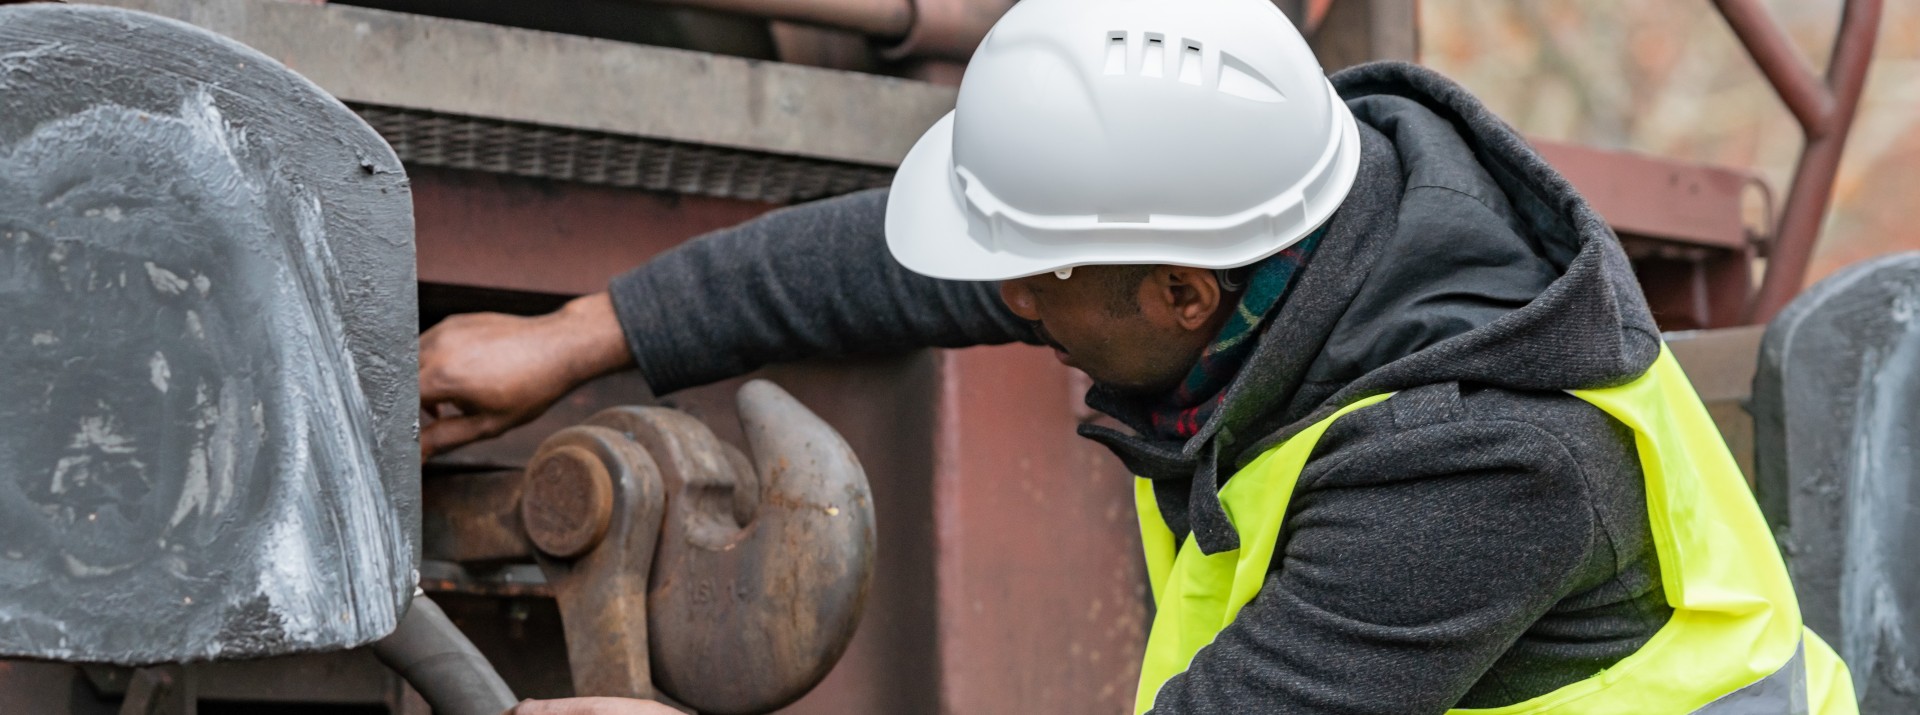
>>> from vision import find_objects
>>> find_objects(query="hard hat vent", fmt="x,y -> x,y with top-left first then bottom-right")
1143,34 -> 1165,78
1178,41 -> 1203,86
1099,31 -> 1284,101
1104,32 -> 1127,75
1218,52 -> 1284,102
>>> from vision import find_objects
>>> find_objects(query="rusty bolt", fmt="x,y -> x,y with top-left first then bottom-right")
522,444 -> 615,559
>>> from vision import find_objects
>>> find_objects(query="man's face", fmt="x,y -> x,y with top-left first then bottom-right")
997,265 -> 1229,395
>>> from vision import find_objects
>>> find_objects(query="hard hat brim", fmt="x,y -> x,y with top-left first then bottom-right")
887,112 -> 1055,281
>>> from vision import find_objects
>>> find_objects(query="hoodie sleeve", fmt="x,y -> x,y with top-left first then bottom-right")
607,188 -> 1040,394
1146,387 -> 1630,714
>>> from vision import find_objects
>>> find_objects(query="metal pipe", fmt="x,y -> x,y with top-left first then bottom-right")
1712,0 -> 1839,134
1743,0 -> 1884,323
373,592 -> 519,715
639,0 -> 914,39
880,0 -> 1015,60
637,0 -> 1013,61
1305,0 -> 1335,35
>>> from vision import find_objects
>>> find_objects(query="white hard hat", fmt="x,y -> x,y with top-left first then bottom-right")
886,0 -> 1361,281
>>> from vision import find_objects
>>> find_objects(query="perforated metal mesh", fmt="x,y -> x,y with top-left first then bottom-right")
352,104 -> 895,203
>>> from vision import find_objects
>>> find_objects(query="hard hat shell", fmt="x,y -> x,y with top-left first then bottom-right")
886,0 -> 1361,281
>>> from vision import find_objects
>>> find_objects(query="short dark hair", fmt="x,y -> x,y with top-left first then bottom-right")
1094,265 -> 1249,316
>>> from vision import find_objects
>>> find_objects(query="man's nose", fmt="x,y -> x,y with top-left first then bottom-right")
998,279 -> 1042,321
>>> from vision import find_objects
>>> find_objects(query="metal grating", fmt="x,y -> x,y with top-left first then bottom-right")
352,103 -> 896,204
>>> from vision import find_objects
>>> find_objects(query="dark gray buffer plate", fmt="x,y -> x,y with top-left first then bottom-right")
1755,251 -> 1920,710
0,4 -> 417,664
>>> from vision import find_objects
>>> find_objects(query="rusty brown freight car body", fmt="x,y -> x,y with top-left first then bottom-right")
0,0 -> 1898,713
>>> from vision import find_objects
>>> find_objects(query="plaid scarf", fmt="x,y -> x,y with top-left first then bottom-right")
1146,228 -> 1323,440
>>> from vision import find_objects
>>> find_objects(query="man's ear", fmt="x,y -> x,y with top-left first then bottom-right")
1152,266 -> 1224,332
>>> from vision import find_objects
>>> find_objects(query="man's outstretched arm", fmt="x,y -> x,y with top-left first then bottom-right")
608,188 -> 1034,395
420,188 -> 1035,456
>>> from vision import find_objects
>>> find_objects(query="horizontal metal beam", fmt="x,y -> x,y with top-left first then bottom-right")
408,140 -> 1756,307
1532,140 -> 1753,251
83,0 -> 956,167
354,104 -> 894,203
82,0 -> 1764,260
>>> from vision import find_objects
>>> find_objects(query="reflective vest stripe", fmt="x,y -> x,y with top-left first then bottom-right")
1132,347 -> 1857,714
1690,634 -> 1846,714
1696,642 -> 1807,715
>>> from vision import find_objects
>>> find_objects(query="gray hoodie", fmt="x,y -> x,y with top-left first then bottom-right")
609,62 -> 1671,713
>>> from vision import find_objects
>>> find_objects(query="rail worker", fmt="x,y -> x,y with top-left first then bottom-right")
423,0 -> 1855,711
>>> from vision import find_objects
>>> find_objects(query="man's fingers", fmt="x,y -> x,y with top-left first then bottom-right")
420,413 -> 497,458
418,349 -> 466,409
418,365 -> 447,408
416,313 -> 492,409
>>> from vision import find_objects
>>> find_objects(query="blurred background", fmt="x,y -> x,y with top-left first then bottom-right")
1424,0 -> 1920,285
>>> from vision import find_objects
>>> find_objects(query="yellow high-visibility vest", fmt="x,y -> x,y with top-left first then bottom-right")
1134,347 -> 1855,714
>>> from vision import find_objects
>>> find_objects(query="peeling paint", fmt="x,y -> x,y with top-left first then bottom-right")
69,414 -> 135,454
147,351 -> 169,392
61,554 -> 133,579
144,262 -> 189,295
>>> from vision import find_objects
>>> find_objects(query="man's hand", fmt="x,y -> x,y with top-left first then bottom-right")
503,697 -> 684,715
419,292 -> 634,458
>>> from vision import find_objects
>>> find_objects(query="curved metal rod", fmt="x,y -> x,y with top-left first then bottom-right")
1713,0 -> 1840,134
372,592 -> 519,715
631,0 -> 1017,62
1724,0 -> 1885,323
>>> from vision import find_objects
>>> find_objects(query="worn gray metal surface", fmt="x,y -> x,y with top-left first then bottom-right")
82,0 -> 956,169
1754,251 -> 1920,710
0,4 -> 417,663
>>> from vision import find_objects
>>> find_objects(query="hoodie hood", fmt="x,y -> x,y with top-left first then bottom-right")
1083,62 -> 1663,552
